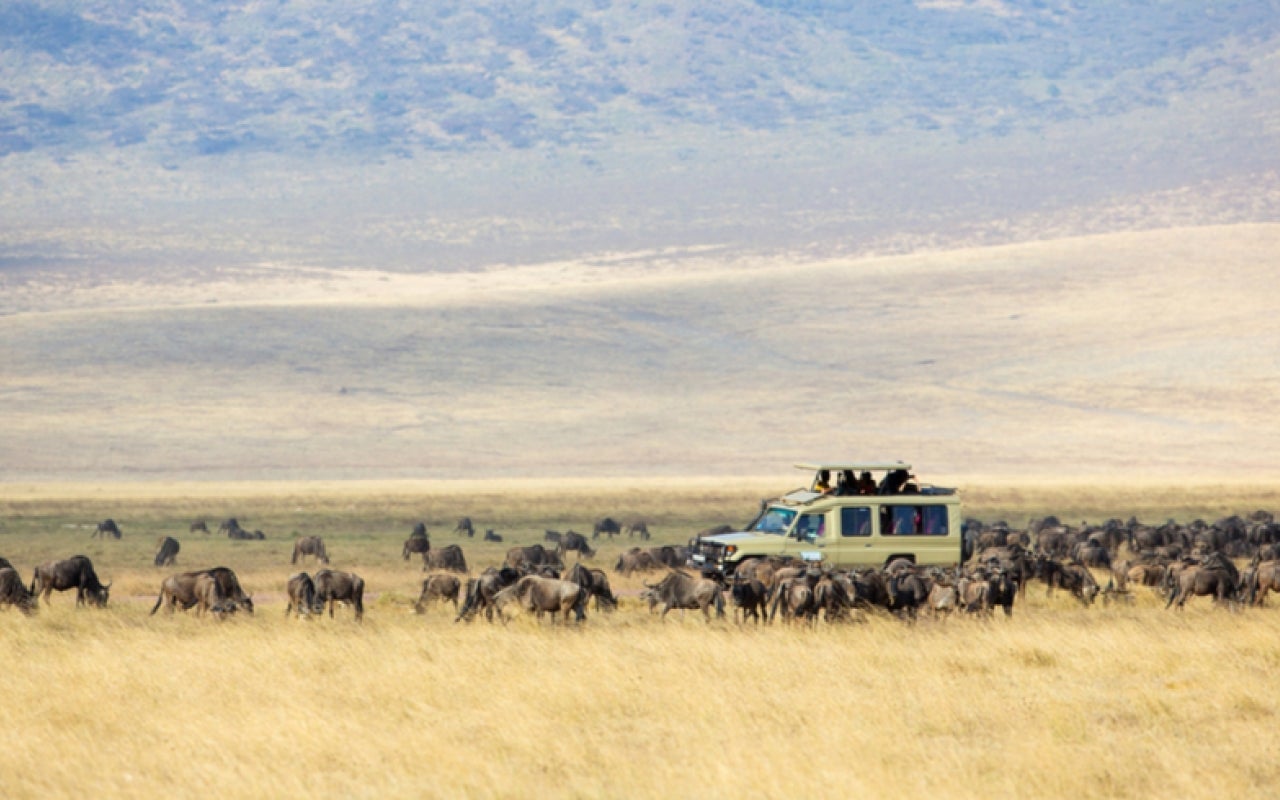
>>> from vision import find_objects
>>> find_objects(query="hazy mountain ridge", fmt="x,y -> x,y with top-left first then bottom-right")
3,0 -> 1273,159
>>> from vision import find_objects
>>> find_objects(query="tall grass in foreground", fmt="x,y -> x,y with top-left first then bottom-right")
3,481 -> 1280,799
1,600 -> 1279,800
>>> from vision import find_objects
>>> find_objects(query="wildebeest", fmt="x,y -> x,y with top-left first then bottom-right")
645,570 -> 725,621
154,536 -> 180,567
151,567 -> 254,615
615,548 -> 661,577
291,535 -> 330,565
544,530 -> 563,544
193,573 -> 240,618
228,526 -> 265,540
730,575 -> 769,624
625,520 -> 651,540
492,575 -> 588,624
453,517 -> 475,538
190,520 -> 209,534
0,567 -> 38,615
592,517 -> 622,539
415,573 -> 462,613
313,569 -> 365,621
0,556 -> 13,572
403,531 -> 431,565
505,544 -> 563,573
425,544 -> 468,573
218,518 -> 241,534
566,563 -> 618,611
1246,560 -> 1280,606
285,572 -> 325,618
410,521 -> 428,538
558,531 -> 595,559
31,555 -> 110,607
484,529 -> 503,543
456,567 -> 522,622
92,519 -> 122,539
1166,553 -> 1239,610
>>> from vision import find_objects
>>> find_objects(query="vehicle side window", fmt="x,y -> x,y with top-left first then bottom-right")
882,506 -> 921,535
922,506 -> 948,535
840,507 -> 871,537
793,513 -> 826,542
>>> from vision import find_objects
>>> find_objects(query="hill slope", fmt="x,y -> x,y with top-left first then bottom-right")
2,224 -> 1276,481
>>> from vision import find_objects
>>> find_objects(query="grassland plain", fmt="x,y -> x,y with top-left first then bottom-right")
3,481 -> 1280,799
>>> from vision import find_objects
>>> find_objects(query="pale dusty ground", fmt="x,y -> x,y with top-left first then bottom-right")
2,224 -> 1277,482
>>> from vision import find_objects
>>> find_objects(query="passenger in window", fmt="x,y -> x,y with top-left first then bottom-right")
835,470 -> 855,496
879,469 -> 911,495
856,471 -> 876,495
813,470 -> 831,494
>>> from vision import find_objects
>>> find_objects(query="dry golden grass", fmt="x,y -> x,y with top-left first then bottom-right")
2,481 -> 1280,798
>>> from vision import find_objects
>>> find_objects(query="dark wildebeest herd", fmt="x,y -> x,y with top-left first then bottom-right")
5,511 -> 1280,626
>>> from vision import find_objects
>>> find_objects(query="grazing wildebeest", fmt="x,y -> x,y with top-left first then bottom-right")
645,570 -> 725,621
813,573 -> 854,622
31,555 -> 110,607
566,563 -> 618,611
403,532 -> 431,565
285,572 -> 325,618
154,536 -> 180,567
415,573 -> 462,613
219,518 -> 241,534
453,517 -> 475,538
1166,554 -> 1239,610
151,567 -> 254,615
425,544 -> 468,573
544,530 -> 563,544
92,519 -> 122,539
625,520 -> 651,540
505,544 -> 562,573
313,569 -> 365,621
730,575 -> 769,624
190,520 -> 209,534
229,526 -> 265,540
0,567 -> 38,615
484,529 -> 503,543
558,531 -> 595,559
456,567 -> 522,622
592,517 -> 622,540
193,573 -> 241,618
291,535 -> 330,565
492,575 -> 588,624
1056,563 -> 1101,606
615,548 -> 661,577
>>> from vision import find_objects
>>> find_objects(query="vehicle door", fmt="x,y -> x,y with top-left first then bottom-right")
781,511 -> 830,565
831,505 -> 874,567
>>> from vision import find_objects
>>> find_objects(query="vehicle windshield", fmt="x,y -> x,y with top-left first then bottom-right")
751,506 -> 797,534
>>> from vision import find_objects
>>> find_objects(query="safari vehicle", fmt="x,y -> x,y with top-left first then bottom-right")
688,462 -> 962,574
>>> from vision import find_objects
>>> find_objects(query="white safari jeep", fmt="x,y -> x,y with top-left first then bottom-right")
689,462 -> 962,574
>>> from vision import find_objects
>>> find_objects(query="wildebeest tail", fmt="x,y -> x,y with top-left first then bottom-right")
149,590 -> 164,615
714,588 -> 725,619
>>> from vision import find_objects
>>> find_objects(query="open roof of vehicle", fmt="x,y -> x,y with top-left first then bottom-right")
794,462 -> 911,472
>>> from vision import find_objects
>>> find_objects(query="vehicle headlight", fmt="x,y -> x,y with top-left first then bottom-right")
724,545 -> 737,558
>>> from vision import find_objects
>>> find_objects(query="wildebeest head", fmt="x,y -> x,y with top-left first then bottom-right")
88,582 -> 111,608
